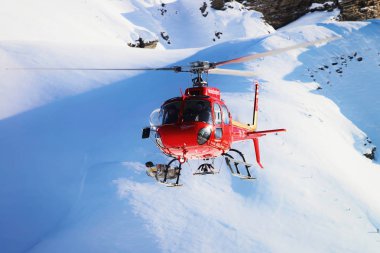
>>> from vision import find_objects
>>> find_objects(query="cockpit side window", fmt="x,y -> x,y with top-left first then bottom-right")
221,105 -> 230,124
183,100 -> 212,124
162,101 -> 181,125
213,103 -> 222,124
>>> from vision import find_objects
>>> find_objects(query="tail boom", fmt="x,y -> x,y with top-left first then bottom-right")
230,80 -> 286,168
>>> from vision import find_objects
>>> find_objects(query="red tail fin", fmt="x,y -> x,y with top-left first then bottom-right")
253,138 -> 264,169
252,81 -> 259,130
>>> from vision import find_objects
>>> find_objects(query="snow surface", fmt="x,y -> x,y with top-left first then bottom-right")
1,1 -> 380,253
0,0 -> 273,120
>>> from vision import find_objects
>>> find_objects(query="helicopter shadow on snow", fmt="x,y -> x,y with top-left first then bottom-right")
0,35 -> 280,247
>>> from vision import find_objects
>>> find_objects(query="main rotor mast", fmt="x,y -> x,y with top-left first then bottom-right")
189,61 -> 215,87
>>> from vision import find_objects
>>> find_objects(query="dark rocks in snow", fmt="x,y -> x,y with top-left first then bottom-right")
158,3 -> 168,16
310,1 -> 337,12
339,0 -> 380,21
363,137 -> 376,160
306,51 -> 369,88
128,38 -> 158,49
235,0 -> 315,29
231,0 -> 338,29
160,32 -> 171,44
200,2 -> 209,17
210,1 -> 378,28
210,0 -> 226,10
364,147 -> 376,160
213,31 -> 223,41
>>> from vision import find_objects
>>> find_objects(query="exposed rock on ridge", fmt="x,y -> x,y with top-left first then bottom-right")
237,0 -> 315,29
211,0 -> 380,29
339,0 -> 380,21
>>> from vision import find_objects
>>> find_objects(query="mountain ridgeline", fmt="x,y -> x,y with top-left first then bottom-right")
211,0 -> 380,28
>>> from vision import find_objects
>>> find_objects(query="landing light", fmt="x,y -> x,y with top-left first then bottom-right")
197,126 -> 212,145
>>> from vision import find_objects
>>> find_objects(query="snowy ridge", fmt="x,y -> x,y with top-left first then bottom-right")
0,0 -> 272,120
0,1 -> 380,253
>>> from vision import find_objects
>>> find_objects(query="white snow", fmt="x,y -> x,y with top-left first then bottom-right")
1,1 -> 380,253
0,0 -> 272,120
279,8 -> 340,31
310,2 -> 334,10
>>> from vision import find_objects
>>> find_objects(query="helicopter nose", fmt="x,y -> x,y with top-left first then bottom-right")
158,123 -> 208,148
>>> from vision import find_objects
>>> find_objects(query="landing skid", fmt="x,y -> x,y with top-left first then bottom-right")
231,174 -> 256,180
145,149 -> 256,186
223,149 -> 256,180
158,181 -> 183,187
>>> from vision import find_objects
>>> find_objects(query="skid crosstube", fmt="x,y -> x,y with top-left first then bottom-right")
223,149 -> 256,180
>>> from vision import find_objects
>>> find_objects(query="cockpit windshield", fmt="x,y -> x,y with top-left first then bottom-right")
183,100 -> 212,124
161,101 -> 181,125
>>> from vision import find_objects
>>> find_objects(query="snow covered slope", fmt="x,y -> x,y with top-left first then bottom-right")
0,0 -> 272,120
1,1 -> 380,253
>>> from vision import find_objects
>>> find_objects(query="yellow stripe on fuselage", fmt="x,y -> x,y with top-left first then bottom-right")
231,120 -> 256,131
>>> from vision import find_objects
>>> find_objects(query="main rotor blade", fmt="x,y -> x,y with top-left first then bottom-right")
208,68 -> 256,77
215,36 -> 339,67
5,67 -> 181,71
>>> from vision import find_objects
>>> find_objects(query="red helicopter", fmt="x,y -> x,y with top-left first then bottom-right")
9,37 -> 337,186
142,61 -> 284,186
140,37 -> 337,186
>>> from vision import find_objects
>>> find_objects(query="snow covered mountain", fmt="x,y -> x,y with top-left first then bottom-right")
0,0 -> 273,120
0,1 -> 379,252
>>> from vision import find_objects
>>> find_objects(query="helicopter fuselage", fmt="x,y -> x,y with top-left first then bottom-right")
154,86 -> 257,162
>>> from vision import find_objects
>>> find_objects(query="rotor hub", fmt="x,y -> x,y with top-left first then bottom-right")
189,61 -> 216,87
190,61 -> 216,73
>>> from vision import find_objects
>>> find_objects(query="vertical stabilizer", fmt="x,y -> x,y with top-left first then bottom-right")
252,81 -> 259,131
253,138 -> 264,168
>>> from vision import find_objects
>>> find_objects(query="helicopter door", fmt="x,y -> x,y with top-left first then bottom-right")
213,103 -> 223,141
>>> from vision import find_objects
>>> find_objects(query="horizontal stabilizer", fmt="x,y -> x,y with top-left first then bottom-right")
247,128 -> 286,138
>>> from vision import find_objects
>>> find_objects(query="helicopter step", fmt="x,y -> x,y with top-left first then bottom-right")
223,149 -> 256,180
224,157 -> 256,180
193,163 -> 219,176
145,160 -> 183,187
